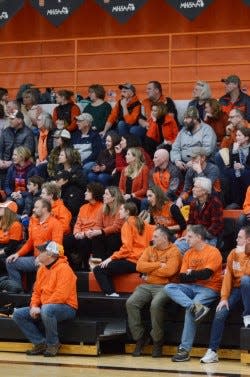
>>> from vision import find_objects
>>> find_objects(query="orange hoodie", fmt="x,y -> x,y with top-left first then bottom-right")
0,221 -> 23,244
147,114 -> 178,144
51,199 -> 72,235
73,202 -> 103,235
31,257 -> 78,309
111,216 -> 155,263
95,206 -> 124,235
220,249 -> 250,300
136,243 -> 182,285
18,215 -> 63,257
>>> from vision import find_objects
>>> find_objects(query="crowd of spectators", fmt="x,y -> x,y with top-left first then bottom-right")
0,76 -> 250,359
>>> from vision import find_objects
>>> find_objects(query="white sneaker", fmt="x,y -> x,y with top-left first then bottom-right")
105,293 -> 120,297
243,315 -> 250,327
200,349 -> 218,363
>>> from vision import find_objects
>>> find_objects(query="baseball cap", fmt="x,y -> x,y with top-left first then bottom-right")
37,241 -> 64,257
8,110 -> 24,120
0,200 -> 18,213
221,75 -> 241,86
183,106 -> 199,119
53,129 -> 71,139
187,146 -> 207,158
118,83 -> 136,94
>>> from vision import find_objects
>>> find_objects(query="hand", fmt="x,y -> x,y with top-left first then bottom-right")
139,119 -> 149,129
115,144 -> 122,154
160,262 -> 167,268
226,124 -> 234,135
186,269 -> 192,275
92,165 -> 101,172
124,194 -> 131,201
6,253 -> 19,263
150,112 -> 156,122
111,168 -> 116,175
100,164 -> 106,172
216,300 -> 229,312
234,162 -> 242,170
191,160 -> 202,174
100,257 -> 112,268
99,130 -> 106,138
176,197 -> 183,208
11,191 -> 22,200
120,98 -> 128,108
88,229 -> 102,238
30,307 -> 41,319
74,232 -> 85,239
175,161 -> 187,170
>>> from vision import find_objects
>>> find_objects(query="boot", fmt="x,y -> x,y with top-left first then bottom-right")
132,333 -> 151,357
152,339 -> 164,358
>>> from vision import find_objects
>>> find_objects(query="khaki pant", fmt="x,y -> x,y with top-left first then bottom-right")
126,284 -> 170,342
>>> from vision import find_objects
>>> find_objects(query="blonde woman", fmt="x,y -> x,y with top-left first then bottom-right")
4,147 -> 37,211
119,147 -> 149,208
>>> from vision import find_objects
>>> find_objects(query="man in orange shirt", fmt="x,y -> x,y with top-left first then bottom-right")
13,241 -> 77,357
102,83 -> 141,138
126,226 -> 182,358
41,181 -> 72,234
6,198 -> 63,289
164,224 -> 222,362
201,226 -> 250,363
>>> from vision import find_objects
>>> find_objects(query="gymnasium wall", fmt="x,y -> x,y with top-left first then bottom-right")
1,0 -> 250,100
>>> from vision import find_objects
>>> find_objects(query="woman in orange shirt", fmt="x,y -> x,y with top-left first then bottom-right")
93,201 -> 155,296
145,102 -> 179,158
63,182 -> 104,271
0,200 -> 23,272
119,147 -> 149,210
146,185 -> 186,236
86,186 -> 125,263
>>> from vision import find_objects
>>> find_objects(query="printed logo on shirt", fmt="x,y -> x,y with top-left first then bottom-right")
30,0 -> 85,27
0,0 -> 24,27
95,0 -> 148,23
232,261 -> 242,271
164,0 -> 214,20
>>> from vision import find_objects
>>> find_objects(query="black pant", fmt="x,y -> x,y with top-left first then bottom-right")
91,233 -> 122,259
63,234 -> 92,271
93,259 -> 136,294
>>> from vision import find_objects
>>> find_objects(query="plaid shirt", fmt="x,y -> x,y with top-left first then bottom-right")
187,195 -> 224,237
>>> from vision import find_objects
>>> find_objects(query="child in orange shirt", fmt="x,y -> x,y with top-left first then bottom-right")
93,201 -> 155,296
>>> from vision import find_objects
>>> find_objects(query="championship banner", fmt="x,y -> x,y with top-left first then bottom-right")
29,0 -> 85,27
95,0 -> 148,24
165,0 -> 214,21
0,0 -> 24,28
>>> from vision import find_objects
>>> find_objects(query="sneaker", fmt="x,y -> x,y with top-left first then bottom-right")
105,292 -> 120,297
200,349 -> 218,363
172,347 -> 190,362
44,343 -> 61,357
152,339 -> 164,358
26,342 -> 47,355
132,333 -> 151,357
190,303 -> 210,322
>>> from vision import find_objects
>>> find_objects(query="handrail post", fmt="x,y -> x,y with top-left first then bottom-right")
168,34 -> 172,97
74,39 -> 78,95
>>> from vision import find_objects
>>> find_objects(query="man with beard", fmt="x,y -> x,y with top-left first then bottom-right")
101,83 -> 141,138
219,75 -> 250,122
170,107 -> 216,171
6,198 -> 63,290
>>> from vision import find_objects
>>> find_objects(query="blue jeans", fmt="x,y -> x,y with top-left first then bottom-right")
6,256 -> 37,288
87,172 -> 112,187
175,238 -> 217,255
208,276 -> 250,350
13,304 -> 76,346
83,161 -> 96,176
117,121 -> 146,139
164,283 -> 219,351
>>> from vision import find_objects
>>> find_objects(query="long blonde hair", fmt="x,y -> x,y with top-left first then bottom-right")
125,147 -> 145,179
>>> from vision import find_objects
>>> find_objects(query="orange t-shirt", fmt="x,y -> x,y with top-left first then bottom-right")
181,244 -> 222,292
0,221 -> 23,244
